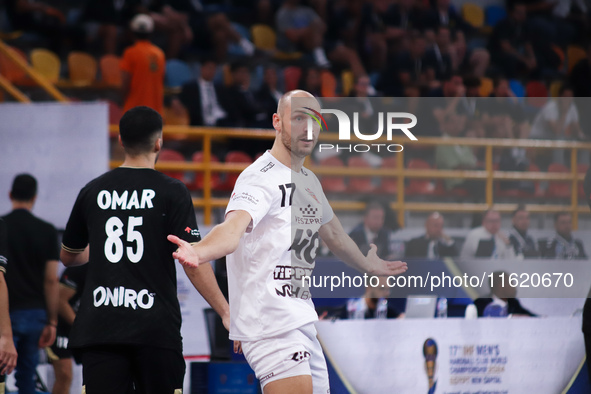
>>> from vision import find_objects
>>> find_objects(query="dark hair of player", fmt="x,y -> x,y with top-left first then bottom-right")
119,106 -> 163,156
10,173 -> 37,201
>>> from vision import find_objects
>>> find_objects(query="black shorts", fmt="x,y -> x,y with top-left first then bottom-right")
79,344 -> 185,394
48,326 -> 74,361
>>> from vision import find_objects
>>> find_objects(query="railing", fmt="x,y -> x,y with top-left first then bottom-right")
108,125 -> 591,227
0,39 -> 69,102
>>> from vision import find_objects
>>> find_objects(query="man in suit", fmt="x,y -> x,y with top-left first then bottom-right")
460,209 -> 515,259
179,57 -> 232,127
255,65 -> 283,129
474,271 -> 537,317
539,212 -> 587,259
508,205 -> 539,258
349,202 -> 395,260
405,212 -> 457,259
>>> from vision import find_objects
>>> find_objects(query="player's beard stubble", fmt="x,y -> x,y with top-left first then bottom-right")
281,119 -> 318,160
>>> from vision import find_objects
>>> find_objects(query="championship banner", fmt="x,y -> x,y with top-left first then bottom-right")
317,317 -> 584,393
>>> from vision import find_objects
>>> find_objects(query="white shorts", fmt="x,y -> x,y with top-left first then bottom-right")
241,323 -> 330,393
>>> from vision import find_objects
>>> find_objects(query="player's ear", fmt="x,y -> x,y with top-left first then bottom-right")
272,113 -> 281,132
154,136 -> 162,153
118,135 -> 123,148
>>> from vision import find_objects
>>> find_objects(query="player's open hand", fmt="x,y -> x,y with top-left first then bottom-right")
0,335 -> 17,375
367,244 -> 407,276
167,235 -> 201,268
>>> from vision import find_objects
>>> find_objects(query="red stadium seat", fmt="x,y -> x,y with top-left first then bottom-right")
406,159 -> 436,195
190,151 -> 221,191
376,157 -> 398,194
318,156 -> 346,193
0,47 -> 31,85
284,66 -> 302,92
217,151 -> 253,191
108,100 -> 123,127
158,149 -> 187,183
546,162 -> 571,198
525,81 -> 548,108
320,70 -> 337,97
347,156 -> 374,193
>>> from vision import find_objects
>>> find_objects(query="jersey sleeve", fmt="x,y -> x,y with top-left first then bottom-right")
0,219 -> 7,274
225,173 -> 273,232
62,188 -> 89,254
168,182 -> 201,244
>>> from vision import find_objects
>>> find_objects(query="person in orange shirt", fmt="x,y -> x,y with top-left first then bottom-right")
120,14 -> 165,115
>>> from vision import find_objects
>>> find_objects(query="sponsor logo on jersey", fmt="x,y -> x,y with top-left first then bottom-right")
273,265 -> 313,280
231,191 -> 259,205
295,216 -> 322,225
275,284 -> 310,300
299,204 -> 318,218
184,227 -> 200,237
305,188 -> 320,204
291,351 -> 311,362
260,162 -> 275,173
93,286 -> 155,310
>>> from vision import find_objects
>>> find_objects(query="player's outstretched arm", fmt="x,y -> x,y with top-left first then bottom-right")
319,216 -> 407,276
167,210 -> 252,268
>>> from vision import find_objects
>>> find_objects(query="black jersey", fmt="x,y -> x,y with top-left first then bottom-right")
62,168 -> 200,351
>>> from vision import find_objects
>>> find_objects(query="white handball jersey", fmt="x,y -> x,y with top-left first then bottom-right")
225,151 -> 334,341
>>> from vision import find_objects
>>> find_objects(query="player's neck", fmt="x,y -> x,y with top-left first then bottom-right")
11,200 -> 34,211
269,144 -> 305,172
121,154 -> 156,169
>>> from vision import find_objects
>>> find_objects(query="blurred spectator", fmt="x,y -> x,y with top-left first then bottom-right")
570,44 -> 591,98
222,61 -> 266,128
298,67 -> 322,97
358,0 -> 420,70
179,58 -> 232,127
349,201 -> 397,260
405,212 -> 458,259
474,271 -> 537,317
149,0 -> 254,60
343,276 -> 402,319
530,84 -> 584,167
3,174 -> 59,394
146,0 -> 194,58
276,0 -> 366,75
380,34 -> 431,96
530,85 -> 583,140
508,205 -> 539,258
82,0 -> 143,54
7,0 -> 85,55
488,3 -> 537,78
275,0 -> 331,67
539,212 -> 587,259
460,209 -> 516,259
120,15 -> 165,116
421,0 -> 474,36
434,112 -> 484,195
424,26 -> 454,81
255,65 -> 283,128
